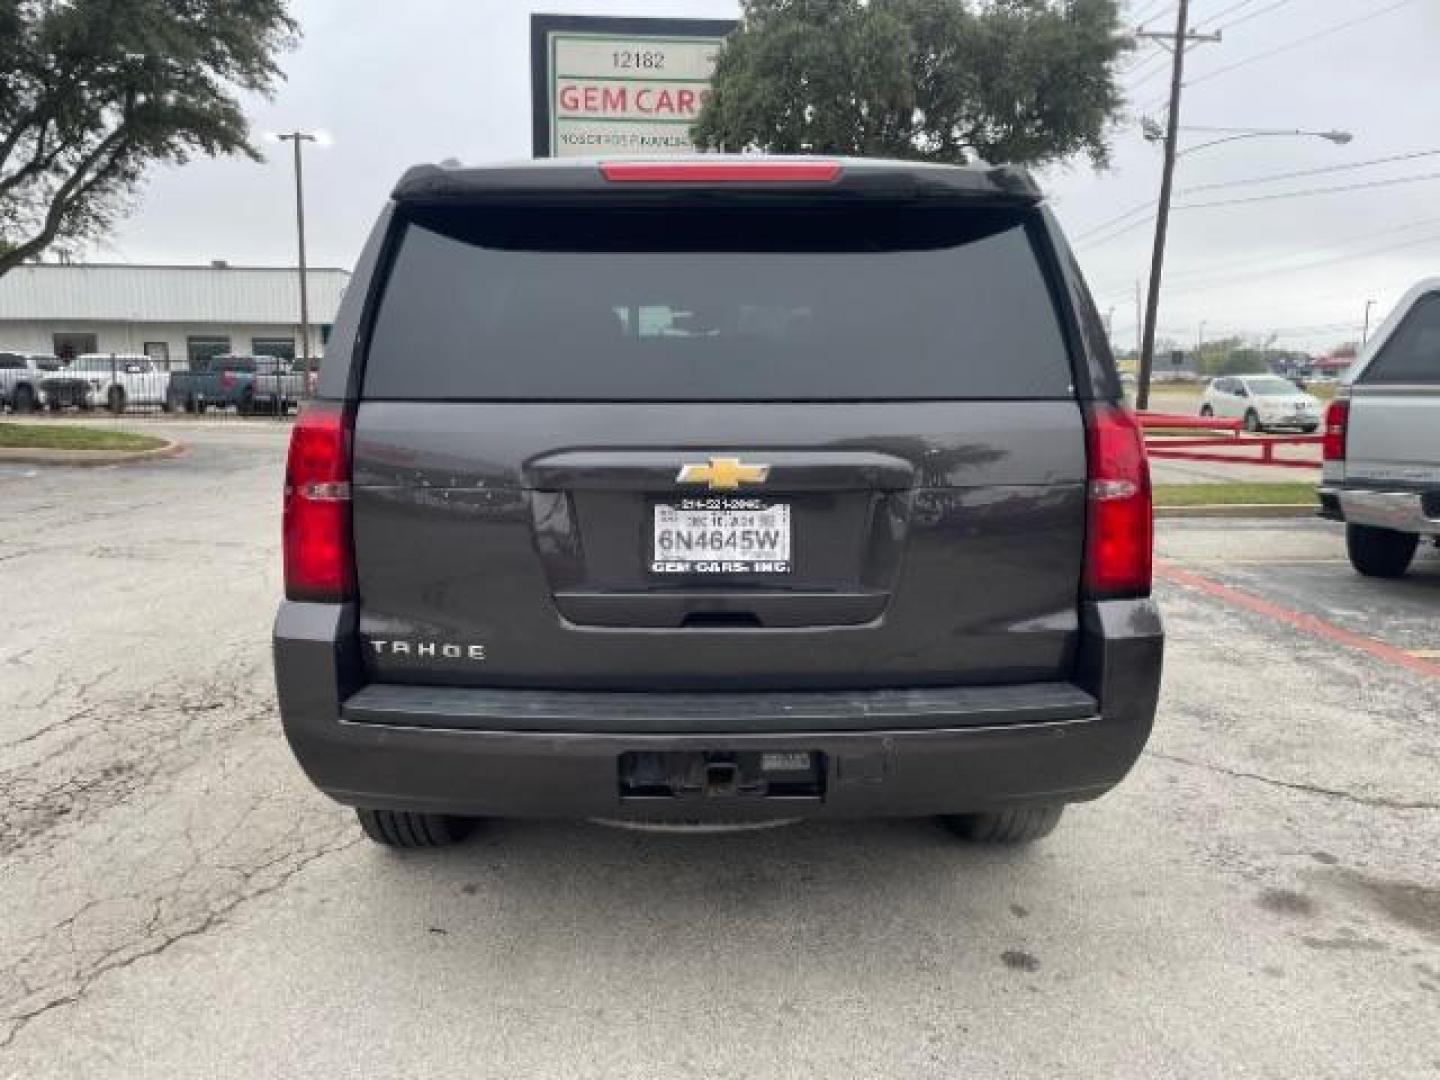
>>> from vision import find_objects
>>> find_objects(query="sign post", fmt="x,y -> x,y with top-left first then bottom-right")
531,15 -> 736,159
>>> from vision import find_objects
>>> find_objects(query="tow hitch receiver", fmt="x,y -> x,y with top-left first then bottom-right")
619,751 -> 825,801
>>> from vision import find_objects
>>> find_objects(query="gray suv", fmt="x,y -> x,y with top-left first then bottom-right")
273,157 -> 1163,849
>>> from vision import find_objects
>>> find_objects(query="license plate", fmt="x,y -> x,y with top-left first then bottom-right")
651,499 -> 792,574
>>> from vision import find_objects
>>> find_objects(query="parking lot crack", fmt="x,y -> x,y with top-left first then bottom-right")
1146,750 -> 1440,812
0,833 -> 361,1052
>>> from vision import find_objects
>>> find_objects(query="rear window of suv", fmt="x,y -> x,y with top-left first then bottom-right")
363,205 -> 1074,401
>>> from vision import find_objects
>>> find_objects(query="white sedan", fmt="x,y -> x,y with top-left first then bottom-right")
1199,375 -> 1322,433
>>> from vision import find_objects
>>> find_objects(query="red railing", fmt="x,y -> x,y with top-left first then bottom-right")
1138,412 -> 1321,470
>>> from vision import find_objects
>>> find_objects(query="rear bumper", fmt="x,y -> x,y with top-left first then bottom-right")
1318,485 -> 1440,534
273,599 -> 1163,821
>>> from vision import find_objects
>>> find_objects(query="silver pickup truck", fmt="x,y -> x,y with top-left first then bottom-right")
1319,278 -> 1440,577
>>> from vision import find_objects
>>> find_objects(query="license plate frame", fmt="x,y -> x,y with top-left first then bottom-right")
650,497 -> 793,575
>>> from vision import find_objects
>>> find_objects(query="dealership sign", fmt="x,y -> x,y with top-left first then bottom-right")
531,15 -> 736,158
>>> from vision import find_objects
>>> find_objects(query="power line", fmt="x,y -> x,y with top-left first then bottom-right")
1080,170 -> 1440,245
1210,0 -> 1297,32
1075,168 -> 1440,252
1192,0 -> 1265,30
1163,214 -> 1440,285
1162,227 -> 1440,297
1075,212 -> 1156,251
1127,58 -> 1176,91
1130,1 -> 1176,25
1072,145 -> 1440,247
1185,0 -> 1417,89
1176,169 -> 1440,210
1178,147 -> 1440,194
1125,54 -> 1173,85
1072,199 -> 1157,243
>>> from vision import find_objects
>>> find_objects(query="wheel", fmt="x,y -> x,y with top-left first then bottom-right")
942,804 -> 1064,844
1242,409 -> 1262,433
1346,524 -> 1418,579
165,391 -> 185,414
107,386 -> 126,414
12,385 -> 37,413
237,389 -> 255,417
1199,404 -> 1213,417
195,397 -> 208,414
355,808 -> 474,848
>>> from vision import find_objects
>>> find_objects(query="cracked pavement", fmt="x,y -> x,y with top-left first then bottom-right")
1,426 -> 1437,1078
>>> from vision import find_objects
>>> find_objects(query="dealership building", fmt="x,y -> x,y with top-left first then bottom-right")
0,262 -> 349,367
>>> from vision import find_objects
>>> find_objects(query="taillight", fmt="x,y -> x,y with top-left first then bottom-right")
283,401 -> 354,601
1322,398 -> 1350,462
600,160 -> 842,184
1083,402 -> 1153,600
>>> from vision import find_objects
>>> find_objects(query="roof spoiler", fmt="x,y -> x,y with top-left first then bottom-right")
390,158 -> 1043,207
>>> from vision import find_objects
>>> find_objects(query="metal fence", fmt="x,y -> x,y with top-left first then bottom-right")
2,354 -> 314,420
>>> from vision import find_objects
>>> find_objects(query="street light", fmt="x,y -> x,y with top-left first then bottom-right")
1135,119 -> 1354,409
1141,120 -> 1353,156
264,130 -> 330,382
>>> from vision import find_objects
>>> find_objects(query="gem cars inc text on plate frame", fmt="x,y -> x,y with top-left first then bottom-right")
531,15 -> 737,158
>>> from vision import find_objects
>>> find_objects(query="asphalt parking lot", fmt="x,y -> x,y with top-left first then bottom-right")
1,424 -> 1437,1079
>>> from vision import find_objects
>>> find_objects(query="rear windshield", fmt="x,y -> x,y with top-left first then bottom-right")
363,205 -> 1074,401
1361,292 -> 1440,385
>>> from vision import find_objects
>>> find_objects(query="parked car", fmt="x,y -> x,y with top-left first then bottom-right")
69,354 -> 171,412
273,156 -> 1163,850
1199,374 -> 1322,432
0,351 -> 63,412
1318,279 -> 1440,578
167,354 -> 305,414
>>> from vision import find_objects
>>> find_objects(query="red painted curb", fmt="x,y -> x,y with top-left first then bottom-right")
1156,559 -> 1440,681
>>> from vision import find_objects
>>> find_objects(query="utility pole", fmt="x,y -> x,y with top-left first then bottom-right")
274,131 -> 317,380
1134,1 -> 1221,411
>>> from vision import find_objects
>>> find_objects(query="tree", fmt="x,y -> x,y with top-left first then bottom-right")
0,0 -> 298,279
693,0 -> 1130,167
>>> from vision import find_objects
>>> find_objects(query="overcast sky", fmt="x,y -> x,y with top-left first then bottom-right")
104,0 -> 1440,356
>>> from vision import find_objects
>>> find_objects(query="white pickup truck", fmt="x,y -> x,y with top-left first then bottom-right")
69,354 -> 172,413
0,351 -> 63,411
1319,279 -> 1440,577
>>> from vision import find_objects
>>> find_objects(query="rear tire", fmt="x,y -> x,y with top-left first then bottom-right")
107,386 -> 126,414
355,808 -> 474,848
943,804 -> 1064,844
1346,524 -> 1418,579
1242,409 -> 1262,433
12,385 -> 37,413
1199,404 -> 1213,417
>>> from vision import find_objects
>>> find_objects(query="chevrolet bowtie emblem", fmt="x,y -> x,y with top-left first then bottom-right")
676,456 -> 771,491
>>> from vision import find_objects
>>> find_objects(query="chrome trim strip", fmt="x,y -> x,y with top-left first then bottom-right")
1348,383 -> 1440,397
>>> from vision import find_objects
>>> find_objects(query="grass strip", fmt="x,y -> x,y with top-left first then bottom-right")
0,423 -> 167,452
